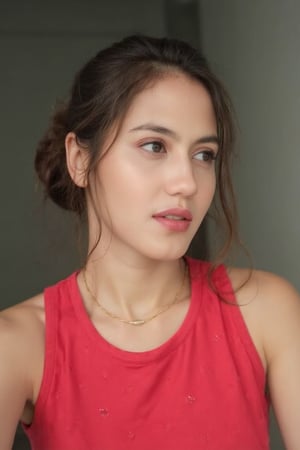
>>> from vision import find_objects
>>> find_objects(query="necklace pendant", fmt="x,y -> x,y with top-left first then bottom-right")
128,319 -> 146,326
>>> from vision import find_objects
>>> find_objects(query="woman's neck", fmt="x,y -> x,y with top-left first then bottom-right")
81,253 -> 188,321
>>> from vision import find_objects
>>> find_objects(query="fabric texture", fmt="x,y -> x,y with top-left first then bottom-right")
24,258 -> 270,450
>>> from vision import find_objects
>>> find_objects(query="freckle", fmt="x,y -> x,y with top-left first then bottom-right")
127,431 -> 135,440
186,394 -> 196,404
99,408 -> 109,417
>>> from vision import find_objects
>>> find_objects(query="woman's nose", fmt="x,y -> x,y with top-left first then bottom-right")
164,155 -> 198,198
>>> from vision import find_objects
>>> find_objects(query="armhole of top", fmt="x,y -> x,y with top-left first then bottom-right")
23,284 -> 58,432
213,265 -> 266,388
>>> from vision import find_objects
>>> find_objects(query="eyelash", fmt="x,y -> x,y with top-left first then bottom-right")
140,140 -> 217,162
141,141 -> 165,154
193,150 -> 217,162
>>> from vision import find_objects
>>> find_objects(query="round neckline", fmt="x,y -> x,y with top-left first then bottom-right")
70,257 -> 204,364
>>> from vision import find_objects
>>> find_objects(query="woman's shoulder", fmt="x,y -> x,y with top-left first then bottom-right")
0,293 -> 45,337
0,294 -> 45,397
225,267 -> 300,447
0,270 -> 76,345
226,266 -> 300,368
227,266 -> 300,310
0,295 -> 46,429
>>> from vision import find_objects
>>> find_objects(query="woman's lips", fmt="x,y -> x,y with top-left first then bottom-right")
152,208 -> 192,231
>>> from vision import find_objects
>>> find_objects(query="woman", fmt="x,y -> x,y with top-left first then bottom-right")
0,35 -> 299,450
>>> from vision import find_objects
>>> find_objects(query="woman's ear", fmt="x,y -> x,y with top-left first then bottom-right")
65,132 -> 89,188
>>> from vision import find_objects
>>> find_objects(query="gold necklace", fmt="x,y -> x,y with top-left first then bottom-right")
82,260 -> 188,326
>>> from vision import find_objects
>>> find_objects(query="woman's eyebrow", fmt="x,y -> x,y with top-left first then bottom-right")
130,123 -> 178,138
194,135 -> 219,146
129,122 -> 219,146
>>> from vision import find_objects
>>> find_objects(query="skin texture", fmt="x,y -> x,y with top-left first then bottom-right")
0,74 -> 300,449
70,73 -> 218,263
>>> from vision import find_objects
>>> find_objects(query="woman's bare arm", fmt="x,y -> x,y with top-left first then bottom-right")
259,273 -> 300,450
0,297 -> 44,449
232,268 -> 300,450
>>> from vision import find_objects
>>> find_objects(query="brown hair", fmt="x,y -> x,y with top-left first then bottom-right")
35,34 -> 238,263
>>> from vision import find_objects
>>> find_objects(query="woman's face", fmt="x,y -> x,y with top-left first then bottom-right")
89,73 -> 218,263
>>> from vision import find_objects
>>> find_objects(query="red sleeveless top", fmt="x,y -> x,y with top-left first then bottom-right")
24,258 -> 269,450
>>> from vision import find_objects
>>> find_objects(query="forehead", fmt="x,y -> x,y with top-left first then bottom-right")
121,73 -> 216,134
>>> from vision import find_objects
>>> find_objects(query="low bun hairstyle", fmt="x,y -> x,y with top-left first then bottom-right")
35,103 -> 86,214
35,34 -> 237,259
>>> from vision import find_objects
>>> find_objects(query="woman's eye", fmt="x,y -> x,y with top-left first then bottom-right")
141,141 -> 165,153
193,150 -> 217,162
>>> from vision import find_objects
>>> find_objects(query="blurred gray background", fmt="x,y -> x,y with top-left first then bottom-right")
1,1 -> 299,449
